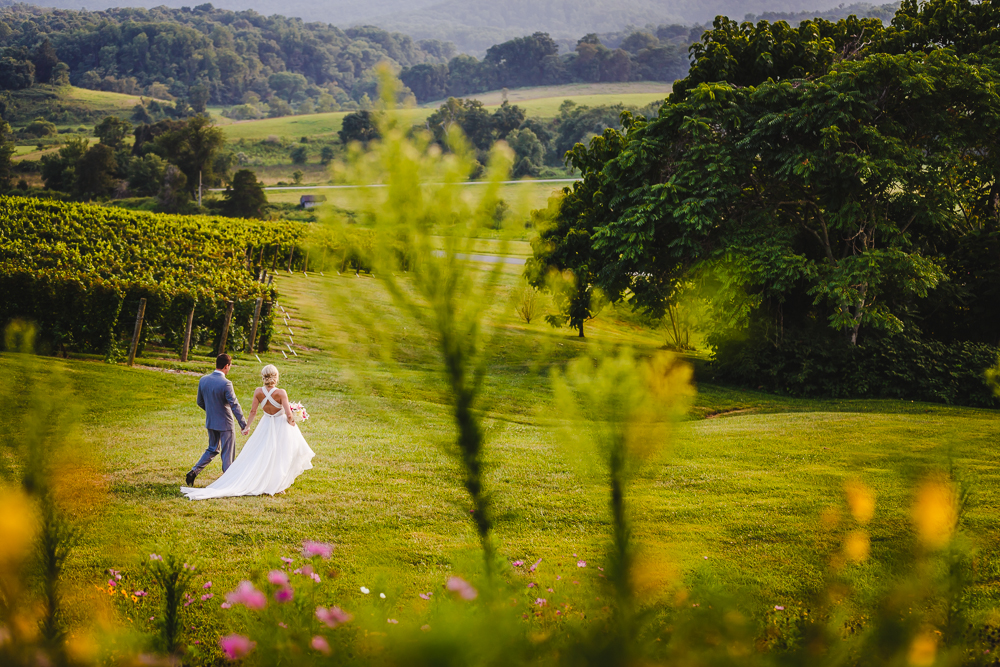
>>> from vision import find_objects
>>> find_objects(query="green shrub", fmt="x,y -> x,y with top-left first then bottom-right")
712,328 -> 999,407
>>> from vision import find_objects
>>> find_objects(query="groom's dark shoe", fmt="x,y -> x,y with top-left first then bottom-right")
185,471 -> 196,486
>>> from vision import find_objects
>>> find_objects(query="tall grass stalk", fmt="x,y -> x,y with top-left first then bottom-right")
552,348 -> 692,662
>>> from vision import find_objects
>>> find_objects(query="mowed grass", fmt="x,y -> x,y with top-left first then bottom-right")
9,267 -> 1000,644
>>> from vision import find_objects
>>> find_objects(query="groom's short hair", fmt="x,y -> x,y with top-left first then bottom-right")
216,354 -> 232,369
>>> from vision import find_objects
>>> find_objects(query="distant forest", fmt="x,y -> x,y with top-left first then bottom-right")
0,1 -> 901,110
0,3 -> 455,108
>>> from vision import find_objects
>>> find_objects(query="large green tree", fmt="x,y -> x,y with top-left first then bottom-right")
557,52 -> 1000,349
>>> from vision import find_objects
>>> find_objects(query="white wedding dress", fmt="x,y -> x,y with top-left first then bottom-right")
181,387 -> 315,500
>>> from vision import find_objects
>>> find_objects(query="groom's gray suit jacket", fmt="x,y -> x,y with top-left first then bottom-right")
197,370 -> 247,431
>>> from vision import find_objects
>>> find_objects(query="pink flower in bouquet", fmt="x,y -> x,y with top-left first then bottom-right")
274,587 -> 294,603
219,634 -> 255,660
446,577 -> 478,600
302,541 -> 333,559
225,581 -> 266,610
316,606 -> 353,628
268,570 -> 289,586
311,635 -> 331,655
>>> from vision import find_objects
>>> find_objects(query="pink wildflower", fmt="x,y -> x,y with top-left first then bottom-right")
281,556 -> 294,565
268,570 -> 289,586
316,606 -> 353,628
535,598 -> 547,606
149,554 -> 162,562
512,560 -> 524,567
311,635 -> 331,655
527,582 -> 536,588
220,602 -> 231,609
219,634 -> 255,660
774,606 -> 785,611
530,558 -> 542,572
309,572 -> 321,583
225,581 -> 266,610
134,590 -> 147,597
278,622 -> 288,629
556,575 -> 562,581
201,593 -> 213,602
387,619 -> 398,624
108,580 -> 116,588
547,588 -> 554,593
446,577 -> 478,600
577,561 -> 586,568
203,581 -> 212,589
274,587 -> 294,603
301,541 -> 334,559
419,593 -> 432,600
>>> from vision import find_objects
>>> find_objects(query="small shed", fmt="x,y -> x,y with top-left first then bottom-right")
300,194 -> 327,209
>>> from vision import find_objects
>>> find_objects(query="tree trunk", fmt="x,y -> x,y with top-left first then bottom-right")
577,321 -> 585,337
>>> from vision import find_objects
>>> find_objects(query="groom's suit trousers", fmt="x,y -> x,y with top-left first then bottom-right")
191,428 -> 236,475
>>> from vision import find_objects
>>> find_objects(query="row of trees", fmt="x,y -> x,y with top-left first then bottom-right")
30,114 -> 266,217
401,30 -> 688,104
528,0 -> 1000,404
338,96 -> 661,178
0,4 -> 453,107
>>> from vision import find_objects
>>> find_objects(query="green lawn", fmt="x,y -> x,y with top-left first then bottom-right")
6,263 -> 999,659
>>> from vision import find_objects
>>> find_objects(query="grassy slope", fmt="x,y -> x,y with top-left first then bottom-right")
7,85 -> 160,128
8,261 -> 998,652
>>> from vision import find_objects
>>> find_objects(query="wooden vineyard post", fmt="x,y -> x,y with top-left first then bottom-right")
127,298 -> 147,367
216,300 -> 235,356
247,297 -> 263,353
287,246 -> 295,273
304,249 -> 309,273
180,303 -> 196,362
267,274 -> 274,287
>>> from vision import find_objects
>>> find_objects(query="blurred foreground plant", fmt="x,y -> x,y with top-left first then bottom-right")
324,68 -> 515,576
0,320 -> 101,666
552,348 -> 693,664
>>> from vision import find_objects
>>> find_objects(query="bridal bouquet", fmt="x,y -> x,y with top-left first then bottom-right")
289,401 -> 310,423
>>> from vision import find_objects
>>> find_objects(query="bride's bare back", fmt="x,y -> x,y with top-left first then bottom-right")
247,386 -> 296,425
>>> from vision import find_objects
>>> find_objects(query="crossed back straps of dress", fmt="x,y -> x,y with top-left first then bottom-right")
262,386 -> 282,414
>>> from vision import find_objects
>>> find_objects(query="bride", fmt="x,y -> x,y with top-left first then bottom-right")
181,364 -> 315,500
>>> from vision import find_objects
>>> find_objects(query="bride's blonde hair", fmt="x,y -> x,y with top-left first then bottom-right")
261,364 -> 279,387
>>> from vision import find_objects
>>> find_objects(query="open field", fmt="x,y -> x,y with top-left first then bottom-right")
217,83 -> 669,143
261,179 -> 571,213
9,259 -> 999,658
423,81 -> 672,108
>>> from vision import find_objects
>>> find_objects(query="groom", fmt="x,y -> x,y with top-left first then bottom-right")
185,354 -> 249,486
